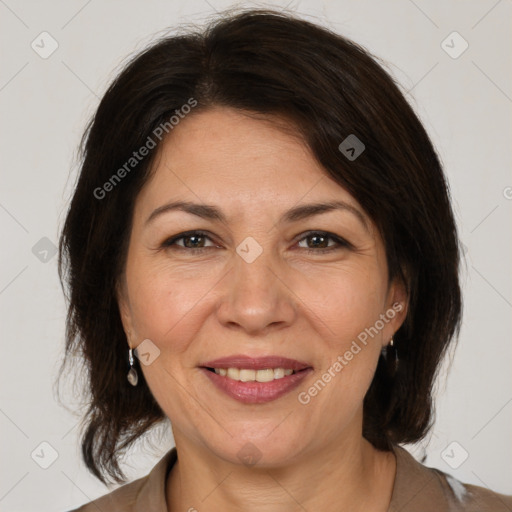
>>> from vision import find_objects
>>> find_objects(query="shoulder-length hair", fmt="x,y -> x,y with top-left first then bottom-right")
58,8 -> 462,484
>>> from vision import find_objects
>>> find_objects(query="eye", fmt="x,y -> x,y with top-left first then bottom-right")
161,230 -> 350,255
296,231 -> 350,254
162,230 -> 216,252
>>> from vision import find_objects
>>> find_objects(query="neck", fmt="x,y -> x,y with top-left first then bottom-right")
166,433 -> 396,512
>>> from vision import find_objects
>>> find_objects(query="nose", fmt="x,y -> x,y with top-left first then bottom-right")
215,246 -> 297,336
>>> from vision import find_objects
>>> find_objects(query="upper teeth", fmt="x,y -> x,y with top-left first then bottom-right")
214,368 -> 294,382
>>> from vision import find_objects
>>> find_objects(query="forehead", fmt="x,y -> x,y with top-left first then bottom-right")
135,107 -> 368,226
154,107 -> 317,181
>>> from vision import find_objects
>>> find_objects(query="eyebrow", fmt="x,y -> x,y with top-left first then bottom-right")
145,200 -> 370,233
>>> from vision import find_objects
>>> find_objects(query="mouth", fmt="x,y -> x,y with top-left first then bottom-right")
199,355 -> 313,404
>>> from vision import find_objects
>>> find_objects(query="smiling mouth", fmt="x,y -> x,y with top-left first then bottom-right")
199,355 -> 313,403
204,367 -> 298,382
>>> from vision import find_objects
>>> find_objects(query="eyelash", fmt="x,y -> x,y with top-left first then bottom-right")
161,230 -> 350,255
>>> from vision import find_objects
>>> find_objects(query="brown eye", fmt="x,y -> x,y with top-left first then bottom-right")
161,230 -> 350,254
296,231 -> 350,253
180,234 -> 206,248
162,231 -> 217,252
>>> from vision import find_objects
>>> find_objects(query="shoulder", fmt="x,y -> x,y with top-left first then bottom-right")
460,480 -> 512,512
66,447 -> 177,512
390,444 -> 512,512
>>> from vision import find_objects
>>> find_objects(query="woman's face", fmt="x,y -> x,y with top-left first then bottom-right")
118,106 -> 407,466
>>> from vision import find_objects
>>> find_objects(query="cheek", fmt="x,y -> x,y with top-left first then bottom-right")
126,261 -> 211,354
316,264 -> 387,347
303,264 -> 386,408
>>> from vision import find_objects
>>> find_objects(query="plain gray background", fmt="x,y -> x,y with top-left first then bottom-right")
0,0 -> 511,510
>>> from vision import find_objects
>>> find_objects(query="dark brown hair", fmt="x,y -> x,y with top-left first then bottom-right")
57,8 -> 462,484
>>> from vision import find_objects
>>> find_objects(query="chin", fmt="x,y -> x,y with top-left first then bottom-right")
205,431 -> 306,468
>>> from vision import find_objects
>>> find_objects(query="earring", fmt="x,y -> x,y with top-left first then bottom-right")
127,347 -> 138,386
387,336 -> 399,372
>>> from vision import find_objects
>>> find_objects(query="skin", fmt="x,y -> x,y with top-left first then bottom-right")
118,106 -> 408,511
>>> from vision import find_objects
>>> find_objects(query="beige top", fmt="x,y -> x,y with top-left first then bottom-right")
69,445 -> 512,511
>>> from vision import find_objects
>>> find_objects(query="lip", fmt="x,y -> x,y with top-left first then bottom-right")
199,355 -> 313,404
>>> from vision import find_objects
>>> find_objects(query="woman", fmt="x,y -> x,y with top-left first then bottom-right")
59,8 -> 512,511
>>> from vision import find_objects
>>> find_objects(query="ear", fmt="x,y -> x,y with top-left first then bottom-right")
116,275 -> 135,348
382,276 -> 409,346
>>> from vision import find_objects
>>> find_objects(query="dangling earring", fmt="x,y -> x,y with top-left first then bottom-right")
127,347 -> 138,386
387,336 -> 399,373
